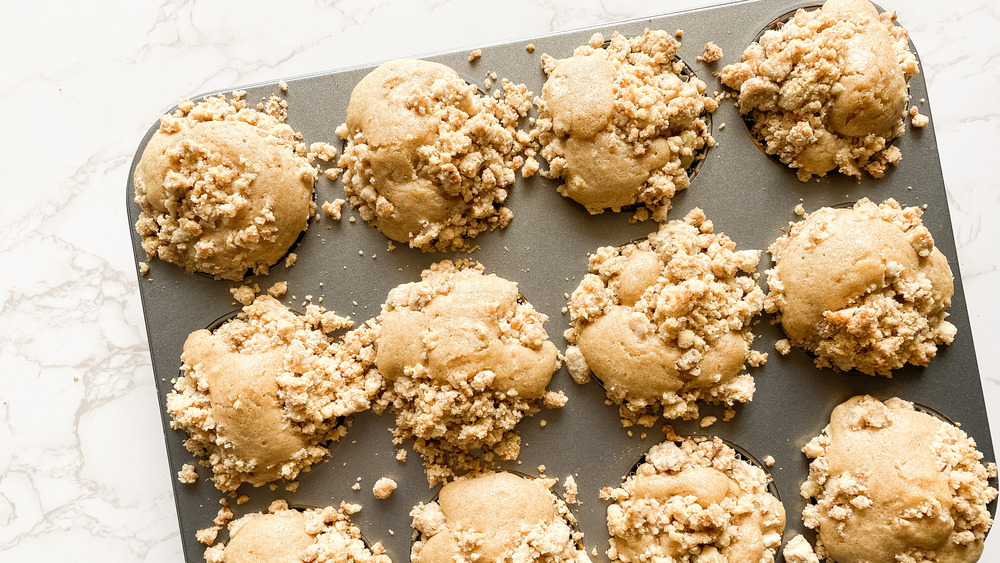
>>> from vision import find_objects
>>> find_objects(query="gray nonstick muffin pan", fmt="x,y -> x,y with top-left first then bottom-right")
126,0 -> 997,560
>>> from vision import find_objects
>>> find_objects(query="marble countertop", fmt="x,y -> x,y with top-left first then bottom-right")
2,0 -> 997,560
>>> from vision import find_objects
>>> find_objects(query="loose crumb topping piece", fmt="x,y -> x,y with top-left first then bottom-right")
782,534 -> 819,563
563,475 -> 580,505
910,105 -> 930,128
267,281 -> 288,298
373,477 -> 398,499
229,283 -> 258,306
322,199 -> 345,221
309,141 -> 338,162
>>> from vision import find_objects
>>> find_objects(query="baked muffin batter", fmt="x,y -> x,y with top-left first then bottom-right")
167,295 -> 382,491
719,0 -> 919,180
410,472 -> 588,563
801,395 -> 997,562
534,29 -> 716,222
565,208 -> 766,425
603,437 -> 785,562
203,500 -> 391,563
376,260 -> 560,483
134,93 -> 316,280
337,59 -> 531,251
765,198 -> 956,375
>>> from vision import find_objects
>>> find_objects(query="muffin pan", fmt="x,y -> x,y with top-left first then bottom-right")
126,0 -> 996,560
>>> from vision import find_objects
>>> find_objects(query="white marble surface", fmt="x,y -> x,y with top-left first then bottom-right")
1,0 -> 997,560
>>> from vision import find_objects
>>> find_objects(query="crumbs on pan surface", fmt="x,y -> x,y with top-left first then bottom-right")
697,41 -> 723,62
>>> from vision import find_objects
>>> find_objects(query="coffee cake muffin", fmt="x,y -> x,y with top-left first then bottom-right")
565,208 -> 766,426
410,472 -> 588,563
337,59 -> 531,251
203,500 -> 391,563
167,295 -> 382,491
603,437 -> 785,562
134,92 -> 316,280
765,198 -> 955,375
534,30 -> 716,222
719,0 -> 919,180
375,260 -> 562,483
800,395 -> 997,562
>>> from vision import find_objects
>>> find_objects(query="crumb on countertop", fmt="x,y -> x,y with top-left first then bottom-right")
521,155 -> 540,178
543,390 -> 568,408
267,281 -> 287,298
469,49 -> 482,62
229,283 -> 259,306
783,534 -> 819,563
309,142 -> 338,162
322,199 -> 345,221
909,105 -> 929,128
563,475 -> 579,504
